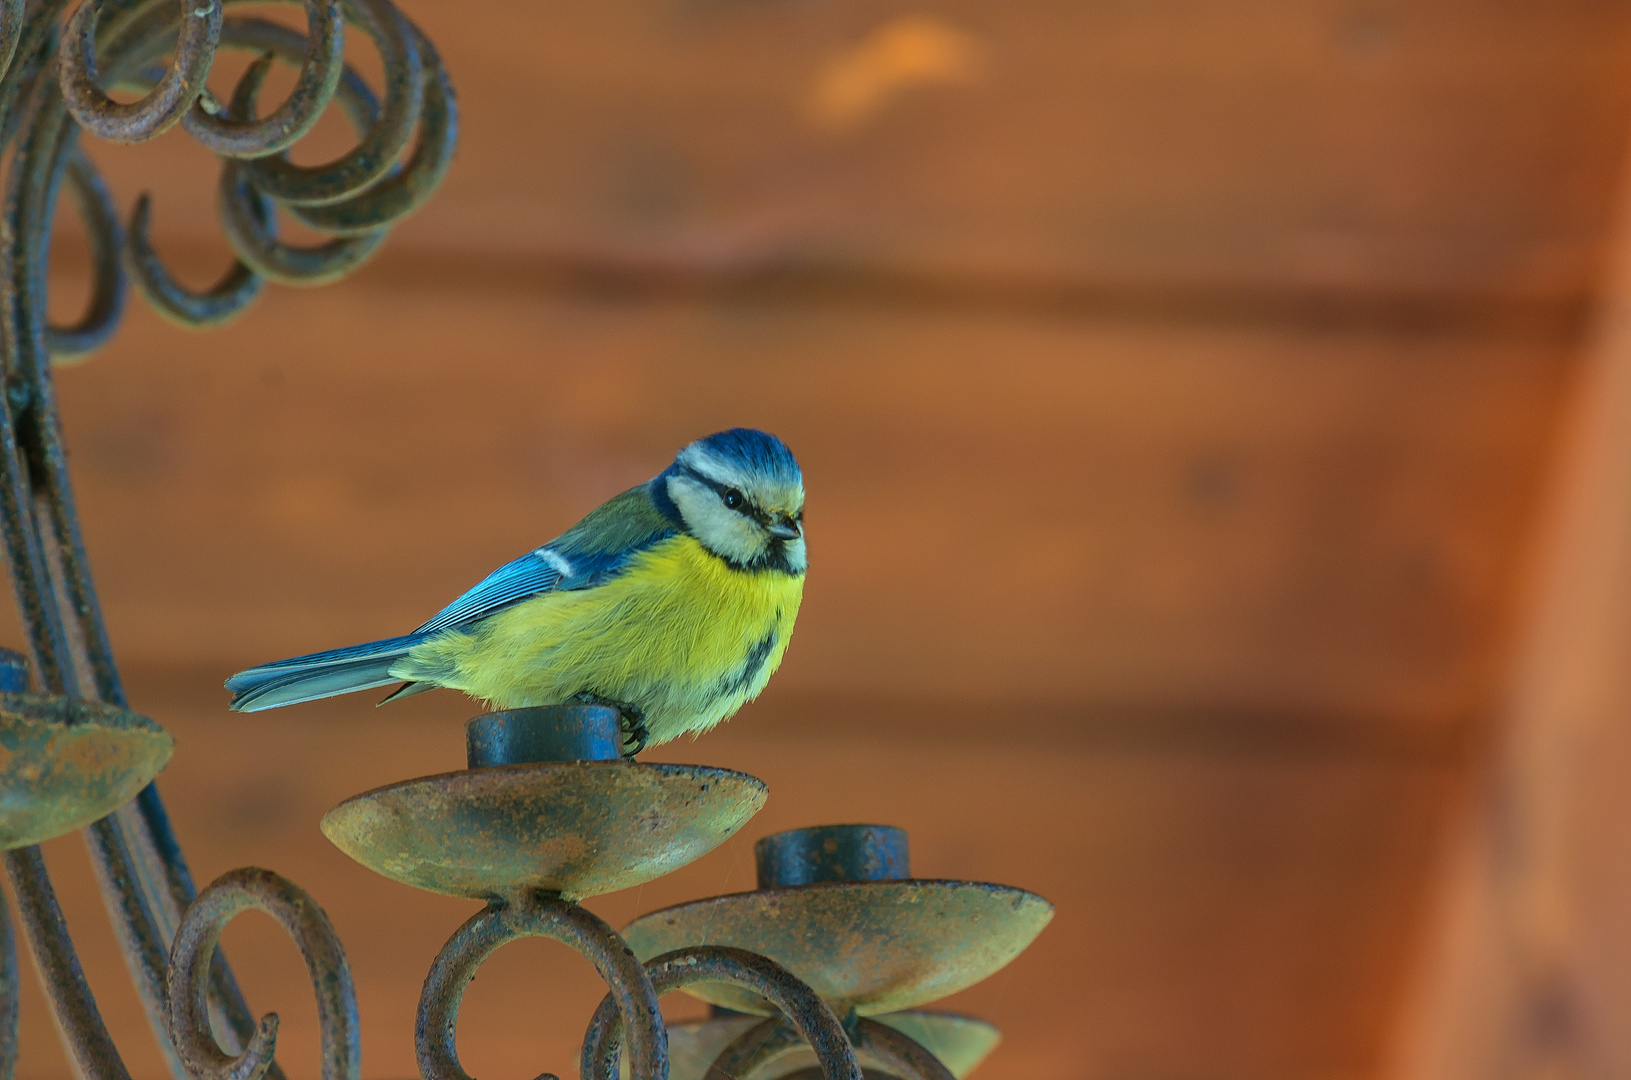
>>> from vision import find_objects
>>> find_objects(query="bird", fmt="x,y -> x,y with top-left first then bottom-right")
224,428 -> 806,755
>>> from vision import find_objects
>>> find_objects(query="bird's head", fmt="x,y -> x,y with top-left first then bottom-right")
663,428 -> 806,573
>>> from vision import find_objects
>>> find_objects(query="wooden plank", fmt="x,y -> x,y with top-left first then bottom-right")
4,282 -> 1564,741
1385,101 -> 1631,1080
72,0 -> 1631,300
7,670 -> 1457,1080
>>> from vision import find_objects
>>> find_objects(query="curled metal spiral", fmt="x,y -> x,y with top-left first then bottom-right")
701,1017 -> 955,1080
46,147 -> 125,362
0,2 -> 452,1080
847,1020 -> 958,1080
39,0 -> 456,337
283,25 -> 454,235
215,51 -> 387,285
236,0 -> 421,205
123,14 -> 378,323
417,893 -> 668,1080
58,0 -> 223,144
181,0 -> 343,157
581,947 -> 863,1080
166,867 -> 358,1080
126,187 -> 264,327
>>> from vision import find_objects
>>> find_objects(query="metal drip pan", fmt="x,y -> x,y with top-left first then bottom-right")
622,878 -> 1053,1015
321,760 -> 766,900
0,691 -> 174,849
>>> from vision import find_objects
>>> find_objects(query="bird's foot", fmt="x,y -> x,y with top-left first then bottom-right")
619,708 -> 649,758
573,692 -> 649,758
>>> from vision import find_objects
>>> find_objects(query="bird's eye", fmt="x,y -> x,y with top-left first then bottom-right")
723,488 -> 745,509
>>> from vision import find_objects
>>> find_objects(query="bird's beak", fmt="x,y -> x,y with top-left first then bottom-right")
767,520 -> 801,541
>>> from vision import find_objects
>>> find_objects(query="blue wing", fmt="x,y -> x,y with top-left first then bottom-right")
413,484 -> 683,636
414,550 -> 566,635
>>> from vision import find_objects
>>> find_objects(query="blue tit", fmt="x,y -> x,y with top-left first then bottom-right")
225,428 -> 806,753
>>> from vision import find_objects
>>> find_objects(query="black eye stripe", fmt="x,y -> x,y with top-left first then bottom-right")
678,466 -> 808,532
683,466 -> 764,520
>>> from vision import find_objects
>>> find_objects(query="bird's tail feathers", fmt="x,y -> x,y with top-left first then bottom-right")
226,634 -> 424,712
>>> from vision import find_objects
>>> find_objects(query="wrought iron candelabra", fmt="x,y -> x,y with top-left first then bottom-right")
0,2 -> 1053,1079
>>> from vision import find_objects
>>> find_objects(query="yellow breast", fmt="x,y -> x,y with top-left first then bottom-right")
400,534 -> 804,744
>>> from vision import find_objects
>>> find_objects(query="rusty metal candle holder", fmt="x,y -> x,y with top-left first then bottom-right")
619,824 -> 1051,1080
0,651 -> 173,852
625,824 -> 1054,1017
0,3 -> 1053,1080
318,703 -> 861,1080
321,705 -> 768,900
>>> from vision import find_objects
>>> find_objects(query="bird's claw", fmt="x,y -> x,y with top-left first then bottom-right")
619,709 -> 649,758
573,692 -> 648,758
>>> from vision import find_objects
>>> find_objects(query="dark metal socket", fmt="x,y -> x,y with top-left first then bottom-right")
755,824 -> 911,888
465,705 -> 622,768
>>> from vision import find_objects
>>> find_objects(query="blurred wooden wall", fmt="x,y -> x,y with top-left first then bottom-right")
9,2 -> 1631,1080
1385,79 -> 1631,1080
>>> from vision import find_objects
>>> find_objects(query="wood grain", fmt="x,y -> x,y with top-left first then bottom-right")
75,0 -> 1631,302
1387,109 -> 1631,1080
10,282 -> 1566,743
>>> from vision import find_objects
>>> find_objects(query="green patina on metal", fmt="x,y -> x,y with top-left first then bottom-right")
0,692 -> 172,850
872,1012 -> 1001,1078
620,823 -> 1050,1023
621,879 -> 1053,1017
659,1010 -> 1000,1080
320,760 -> 767,901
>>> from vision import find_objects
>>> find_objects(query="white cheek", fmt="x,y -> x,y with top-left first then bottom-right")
669,479 -> 766,563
